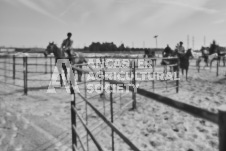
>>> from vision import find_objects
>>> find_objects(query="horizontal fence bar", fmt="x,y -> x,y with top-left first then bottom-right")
0,55 -> 177,60
27,71 -> 51,74
105,80 -> 218,124
27,79 -> 50,82
77,92 -> 140,151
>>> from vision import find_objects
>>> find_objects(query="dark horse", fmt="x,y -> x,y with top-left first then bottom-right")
44,42 -> 94,85
177,49 -> 194,80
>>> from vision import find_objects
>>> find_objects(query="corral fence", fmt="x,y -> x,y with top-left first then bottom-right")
70,63 -> 226,151
68,57 -> 180,151
0,55 -> 179,95
0,54 -> 55,94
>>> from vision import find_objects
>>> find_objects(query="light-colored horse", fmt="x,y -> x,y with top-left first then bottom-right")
196,52 -> 218,71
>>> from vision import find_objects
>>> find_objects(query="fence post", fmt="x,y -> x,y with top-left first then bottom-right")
23,56 -> 28,95
110,86 -> 115,151
176,58 -> 179,93
103,57 -> 106,116
13,55 -> 15,80
218,105 -> 226,151
132,59 -> 136,109
50,57 -> 53,78
84,73 -> 89,151
45,57 -> 47,74
216,60 -> 219,77
4,55 -> 6,83
36,56 -> 37,72
152,59 -> 155,92
71,92 -> 77,151
102,57 -> 105,98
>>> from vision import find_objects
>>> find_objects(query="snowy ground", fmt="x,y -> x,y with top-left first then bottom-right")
0,55 -> 226,151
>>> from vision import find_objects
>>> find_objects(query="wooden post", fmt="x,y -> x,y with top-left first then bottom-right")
13,55 -> 15,80
218,105 -> 226,151
23,57 -> 28,95
176,58 -> 179,93
110,86 -> 115,151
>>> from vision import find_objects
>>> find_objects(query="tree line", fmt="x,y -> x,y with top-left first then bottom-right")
83,42 -> 153,52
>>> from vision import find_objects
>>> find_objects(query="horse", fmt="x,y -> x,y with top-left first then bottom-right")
44,42 -> 68,87
44,42 -> 94,84
177,49 -> 194,80
67,48 -> 93,82
199,46 -> 209,66
196,46 -> 220,70
196,53 -> 218,71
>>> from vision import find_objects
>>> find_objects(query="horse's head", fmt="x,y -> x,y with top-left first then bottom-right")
44,42 -> 56,56
186,49 -> 194,59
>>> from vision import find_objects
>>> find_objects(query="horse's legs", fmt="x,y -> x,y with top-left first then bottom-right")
209,58 -> 214,71
186,69 -> 188,81
196,58 -> 201,72
223,57 -> 226,66
62,63 -> 68,82
59,74 -> 63,87
181,69 -> 184,76
55,58 -> 64,87
77,65 -> 82,82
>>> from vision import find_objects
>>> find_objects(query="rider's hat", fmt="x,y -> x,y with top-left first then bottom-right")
179,41 -> 183,44
67,32 -> 72,37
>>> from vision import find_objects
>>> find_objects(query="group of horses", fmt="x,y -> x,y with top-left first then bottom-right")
43,42 -> 226,86
161,45 -> 226,80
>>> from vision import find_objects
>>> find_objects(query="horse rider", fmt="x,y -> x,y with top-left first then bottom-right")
176,41 -> 185,55
162,44 -> 172,57
209,40 -> 218,55
61,32 -> 73,61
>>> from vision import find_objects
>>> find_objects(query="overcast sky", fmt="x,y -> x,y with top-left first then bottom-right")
0,0 -> 225,49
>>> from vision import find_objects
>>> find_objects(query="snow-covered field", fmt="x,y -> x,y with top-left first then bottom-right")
0,54 -> 226,151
